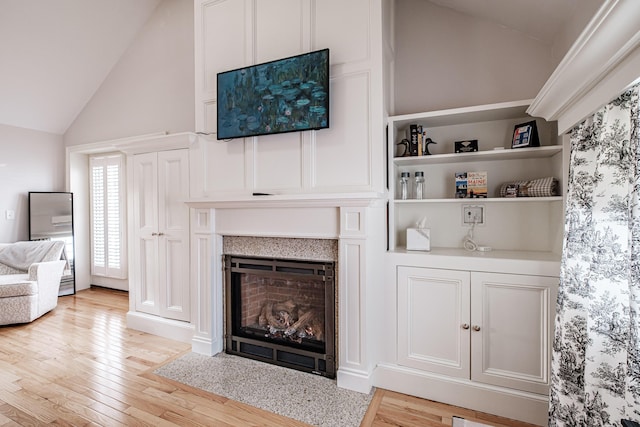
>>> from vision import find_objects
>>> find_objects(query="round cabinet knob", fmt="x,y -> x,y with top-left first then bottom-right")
472,325 -> 481,332
461,324 -> 470,330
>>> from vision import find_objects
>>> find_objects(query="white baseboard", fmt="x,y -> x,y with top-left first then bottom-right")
373,363 -> 548,425
126,311 -> 194,343
191,335 -> 224,356
337,367 -> 373,394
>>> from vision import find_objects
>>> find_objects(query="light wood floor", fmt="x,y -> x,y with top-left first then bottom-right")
0,287 -> 540,426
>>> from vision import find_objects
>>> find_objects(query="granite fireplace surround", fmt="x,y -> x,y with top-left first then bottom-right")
187,198 -> 385,394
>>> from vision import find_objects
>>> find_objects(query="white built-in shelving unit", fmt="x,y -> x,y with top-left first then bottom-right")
381,100 -> 565,425
387,99 -> 565,260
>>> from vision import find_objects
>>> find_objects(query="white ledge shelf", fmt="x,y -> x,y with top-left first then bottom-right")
389,99 -> 532,128
387,248 -> 561,277
392,247 -> 561,262
186,192 -> 386,209
394,196 -> 563,204
393,145 -> 562,166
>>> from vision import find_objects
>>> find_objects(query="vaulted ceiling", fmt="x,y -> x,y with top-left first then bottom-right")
0,0 -> 597,136
0,0 -> 160,135
427,0 -> 584,45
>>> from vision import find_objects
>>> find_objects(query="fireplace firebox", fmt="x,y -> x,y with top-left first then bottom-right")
224,255 -> 336,378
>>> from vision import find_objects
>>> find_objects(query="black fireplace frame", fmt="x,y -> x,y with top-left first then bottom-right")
224,255 -> 336,378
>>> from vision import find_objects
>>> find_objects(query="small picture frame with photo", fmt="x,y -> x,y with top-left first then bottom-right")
511,120 -> 539,149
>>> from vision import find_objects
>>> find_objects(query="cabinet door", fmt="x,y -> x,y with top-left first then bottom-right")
398,266 -> 470,378
157,149 -> 190,322
471,272 -> 557,394
132,152 -> 160,316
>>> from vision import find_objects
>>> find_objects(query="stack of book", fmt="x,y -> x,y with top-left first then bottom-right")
408,124 -> 426,156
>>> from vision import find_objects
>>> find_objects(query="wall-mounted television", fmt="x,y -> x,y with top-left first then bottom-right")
216,48 -> 330,140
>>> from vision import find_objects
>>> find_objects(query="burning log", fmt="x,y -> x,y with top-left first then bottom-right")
284,306 -> 324,340
258,302 -> 291,329
256,300 -> 324,341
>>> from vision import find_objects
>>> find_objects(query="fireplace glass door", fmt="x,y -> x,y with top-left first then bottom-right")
225,255 -> 335,378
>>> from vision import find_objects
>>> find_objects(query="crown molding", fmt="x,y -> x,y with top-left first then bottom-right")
527,0 -> 640,134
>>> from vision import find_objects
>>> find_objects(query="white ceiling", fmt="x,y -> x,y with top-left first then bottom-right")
0,0 -> 591,136
427,0 -> 582,45
0,0 -> 160,135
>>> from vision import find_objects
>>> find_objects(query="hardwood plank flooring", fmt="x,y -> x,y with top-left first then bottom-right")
0,287 -> 541,426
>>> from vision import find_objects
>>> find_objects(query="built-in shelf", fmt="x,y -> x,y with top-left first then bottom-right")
391,247 -> 561,262
393,145 -> 562,166
387,99 -> 564,254
389,99 -> 533,129
394,196 -> 563,204
387,247 -> 561,277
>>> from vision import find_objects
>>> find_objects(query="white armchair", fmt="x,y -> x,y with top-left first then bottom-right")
0,241 -> 67,325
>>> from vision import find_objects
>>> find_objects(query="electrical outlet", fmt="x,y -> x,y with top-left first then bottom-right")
462,205 -> 485,225
5,210 -> 15,220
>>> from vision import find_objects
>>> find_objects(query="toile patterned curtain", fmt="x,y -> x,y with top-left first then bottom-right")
550,83 -> 640,425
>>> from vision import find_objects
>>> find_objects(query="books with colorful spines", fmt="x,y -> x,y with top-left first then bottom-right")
417,125 -> 423,156
409,124 -> 419,156
455,172 -> 468,198
467,171 -> 487,198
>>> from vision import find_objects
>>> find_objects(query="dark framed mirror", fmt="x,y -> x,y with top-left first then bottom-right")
28,192 -> 75,296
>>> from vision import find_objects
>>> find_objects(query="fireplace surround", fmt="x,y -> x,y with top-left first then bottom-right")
185,199 -> 386,394
224,255 -> 336,377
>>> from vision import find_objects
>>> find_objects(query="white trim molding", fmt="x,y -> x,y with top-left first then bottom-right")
527,0 -> 640,134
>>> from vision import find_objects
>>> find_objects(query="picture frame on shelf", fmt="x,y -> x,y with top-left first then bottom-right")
455,139 -> 478,153
511,120 -> 539,148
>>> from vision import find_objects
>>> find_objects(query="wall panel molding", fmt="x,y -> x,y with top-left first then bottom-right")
312,71 -> 371,191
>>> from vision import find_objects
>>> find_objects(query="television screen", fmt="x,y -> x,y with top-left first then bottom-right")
216,49 -> 329,140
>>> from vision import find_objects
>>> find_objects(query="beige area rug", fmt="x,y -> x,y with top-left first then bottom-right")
154,352 -> 374,427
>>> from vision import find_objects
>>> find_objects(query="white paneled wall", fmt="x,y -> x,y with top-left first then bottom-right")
255,1 -> 306,61
193,0 -> 390,199
313,72 -> 371,190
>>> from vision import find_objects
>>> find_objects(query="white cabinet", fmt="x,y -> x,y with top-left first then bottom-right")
397,266 -> 556,395
397,266 -> 470,378
470,272 -> 556,395
387,100 -> 565,256
132,149 -> 190,322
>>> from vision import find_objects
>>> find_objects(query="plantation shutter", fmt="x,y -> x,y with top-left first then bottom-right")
90,154 -> 127,278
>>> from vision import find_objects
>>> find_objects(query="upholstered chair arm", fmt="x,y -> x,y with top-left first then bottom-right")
28,260 -> 66,316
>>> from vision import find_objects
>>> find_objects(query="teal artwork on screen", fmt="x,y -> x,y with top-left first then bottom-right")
217,49 -> 329,140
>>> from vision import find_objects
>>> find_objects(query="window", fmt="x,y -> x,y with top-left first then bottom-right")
90,154 -> 126,278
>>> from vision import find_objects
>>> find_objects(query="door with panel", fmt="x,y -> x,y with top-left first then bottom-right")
470,272 -> 557,394
397,266 -> 471,378
132,149 -> 190,322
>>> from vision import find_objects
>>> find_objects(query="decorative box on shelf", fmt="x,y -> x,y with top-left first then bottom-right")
406,227 -> 431,251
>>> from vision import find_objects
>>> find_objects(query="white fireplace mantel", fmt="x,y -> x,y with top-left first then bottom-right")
186,192 -> 385,210
188,194 -> 387,394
